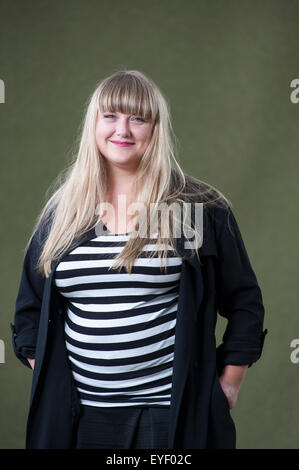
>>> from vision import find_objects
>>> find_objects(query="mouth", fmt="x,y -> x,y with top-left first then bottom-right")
110,140 -> 135,147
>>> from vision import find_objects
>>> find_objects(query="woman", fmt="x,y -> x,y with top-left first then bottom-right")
11,69 -> 267,449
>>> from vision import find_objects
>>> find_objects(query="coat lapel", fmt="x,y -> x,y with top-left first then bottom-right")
167,208 -> 218,447
30,226 -> 98,407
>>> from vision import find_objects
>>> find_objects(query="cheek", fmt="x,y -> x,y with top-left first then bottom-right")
137,127 -> 153,144
95,132 -> 107,152
95,130 -> 101,146
96,126 -> 109,143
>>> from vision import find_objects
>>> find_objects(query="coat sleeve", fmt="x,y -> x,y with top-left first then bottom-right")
213,206 -> 268,371
10,223 -> 47,368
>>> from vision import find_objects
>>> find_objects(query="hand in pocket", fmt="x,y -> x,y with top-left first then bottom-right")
219,377 -> 239,409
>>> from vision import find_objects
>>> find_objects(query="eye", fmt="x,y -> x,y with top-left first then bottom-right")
103,114 -> 146,122
133,116 -> 146,122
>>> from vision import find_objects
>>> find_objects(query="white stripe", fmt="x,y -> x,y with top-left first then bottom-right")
56,256 -> 182,272
67,303 -> 177,328
69,292 -> 179,312
80,400 -> 170,407
55,271 -> 181,288
64,318 -> 177,344
72,367 -> 173,389
69,352 -> 174,374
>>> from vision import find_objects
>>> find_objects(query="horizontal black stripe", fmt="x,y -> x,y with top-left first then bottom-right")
66,296 -> 178,320
57,279 -> 179,294
70,358 -> 174,381
63,250 -> 179,262
84,237 -> 161,247
65,309 -> 177,336
60,288 -> 179,305
67,344 -> 174,367
78,392 -> 171,404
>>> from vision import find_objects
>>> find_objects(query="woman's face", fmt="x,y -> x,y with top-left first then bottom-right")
95,110 -> 154,170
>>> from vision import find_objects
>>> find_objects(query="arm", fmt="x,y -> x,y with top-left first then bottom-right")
11,224 -> 47,369
213,207 -> 268,376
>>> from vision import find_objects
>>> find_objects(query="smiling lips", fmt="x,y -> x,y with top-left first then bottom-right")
110,140 -> 135,147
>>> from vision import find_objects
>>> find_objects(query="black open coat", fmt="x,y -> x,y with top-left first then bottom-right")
11,204 -> 268,449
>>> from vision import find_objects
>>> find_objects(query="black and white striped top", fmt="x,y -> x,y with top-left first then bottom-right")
53,224 -> 183,408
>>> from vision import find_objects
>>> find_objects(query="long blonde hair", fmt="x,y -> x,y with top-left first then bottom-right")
26,69 -> 232,277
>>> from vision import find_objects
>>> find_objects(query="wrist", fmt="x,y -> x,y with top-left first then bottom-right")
220,364 -> 248,391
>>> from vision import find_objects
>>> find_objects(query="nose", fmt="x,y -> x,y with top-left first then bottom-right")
116,117 -> 131,137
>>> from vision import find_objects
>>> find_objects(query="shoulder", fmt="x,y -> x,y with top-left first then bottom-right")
178,174 -> 242,254
180,173 -> 233,226
180,174 -> 231,207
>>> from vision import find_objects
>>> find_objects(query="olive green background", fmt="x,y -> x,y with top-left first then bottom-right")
0,0 -> 298,449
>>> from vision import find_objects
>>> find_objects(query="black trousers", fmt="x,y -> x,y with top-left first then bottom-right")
75,404 -> 170,449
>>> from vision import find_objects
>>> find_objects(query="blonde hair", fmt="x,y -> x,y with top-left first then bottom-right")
26,69 -> 232,278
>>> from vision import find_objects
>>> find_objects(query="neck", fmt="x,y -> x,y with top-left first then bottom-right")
105,165 -> 138,205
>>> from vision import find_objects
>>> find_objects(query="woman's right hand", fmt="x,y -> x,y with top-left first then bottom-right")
27,358 -> 35,370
